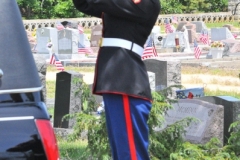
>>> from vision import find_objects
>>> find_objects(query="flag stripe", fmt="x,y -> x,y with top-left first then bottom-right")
50,54 -> 64,71
194,40 -> 202,59
142,36 -> 158,60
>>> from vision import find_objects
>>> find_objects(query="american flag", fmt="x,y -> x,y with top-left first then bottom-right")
50,53 -> 64,71
199,30 -> 209,45
194,40 -> 202,59
164,19 -> 173,34
141,36 -> 158,60
56,22 -> 65,31
78,43 -> 93,55
78,25 -> 84,34
171,16 -> 178,24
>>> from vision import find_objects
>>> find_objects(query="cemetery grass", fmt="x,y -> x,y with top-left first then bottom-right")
46,65 -> 240,158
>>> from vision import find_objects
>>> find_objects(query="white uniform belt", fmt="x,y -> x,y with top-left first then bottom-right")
101,38 -> 143,57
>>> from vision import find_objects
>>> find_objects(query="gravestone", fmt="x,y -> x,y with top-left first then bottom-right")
176,21 -> 189,32
191,21 -> 208,33
79,33 -> 91,49
163,31 -> 191,52
36,27 -> 58,59
151,25 -> 161,45
143,58 -> 181,91
90,24 -> 102,53
159,99 -> 224,145
197,96 -> 240,145
90,24 -> 102,49
185,23 -> 197,43
211,27 -> 235,41
77,33 -> 92,58
58,28 -> 78,59
54,71 -> 83,129
222,24 -> 238,32
182,26 -> 191,53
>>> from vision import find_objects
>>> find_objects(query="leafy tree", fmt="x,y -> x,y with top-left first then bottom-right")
179,0 -> 211,13
17,0 -> 40,19
53,0 -> 84,18
160,0 -> 184,14
205,0 -> 228,12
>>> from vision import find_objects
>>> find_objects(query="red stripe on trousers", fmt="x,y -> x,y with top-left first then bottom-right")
123,95 -> 137,160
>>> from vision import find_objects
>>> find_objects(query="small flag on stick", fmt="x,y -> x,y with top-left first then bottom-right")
78,25 -> 84,34
164,19 -> 173,34
199,30 -> 209,45
50,53 -> 64,71
171,16 -> 178,24
142,36 -> 158,60
194,39 -> 202,59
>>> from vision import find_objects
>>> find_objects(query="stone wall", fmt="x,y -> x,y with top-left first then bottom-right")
23,12 -> 236,31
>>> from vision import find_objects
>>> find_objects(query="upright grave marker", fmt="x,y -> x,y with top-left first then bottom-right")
158,99 -> 224,145
185,23 -> 197,43
58,28 -> 78,59
163,31 -> 191,52
197,96 -> 240,145
36,27 -> 58,59
90,24 -> 102,53
191,21 -> 208,33
143,58 -> 181,91
211,27 -> 235,41
54,71 -> 83,129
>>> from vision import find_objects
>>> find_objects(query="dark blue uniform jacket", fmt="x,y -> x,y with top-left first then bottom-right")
73,0 -> 160,101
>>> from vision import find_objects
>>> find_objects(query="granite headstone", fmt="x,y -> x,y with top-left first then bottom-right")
211,27 -> 235,41
143,58 -> 181,91
191,21 -> 208,33
159,99 -> 224,145
54,71 -> 83,129
58,28 -> 78,59
90,24 -> 102,47
197,96 -> 240,145
176,21 -> 189,32
185,23 -> 197,43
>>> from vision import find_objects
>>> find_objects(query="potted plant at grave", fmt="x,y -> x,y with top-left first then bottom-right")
209,41 -> 224,58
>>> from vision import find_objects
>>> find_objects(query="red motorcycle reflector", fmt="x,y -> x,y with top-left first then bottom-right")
35,119 -> 60,160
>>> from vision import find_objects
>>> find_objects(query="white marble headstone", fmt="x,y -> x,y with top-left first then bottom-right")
211,27 -> 235,41
163,31 -> 190,52
79,33 -> 91,48
151,26 -> 161,45
182,26 -> 191,53
36,27 -> 58,57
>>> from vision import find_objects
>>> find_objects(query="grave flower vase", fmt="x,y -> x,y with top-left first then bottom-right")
210,47 -> 224,59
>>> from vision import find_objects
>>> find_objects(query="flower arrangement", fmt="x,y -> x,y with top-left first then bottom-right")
210,41 -> 224,48
47,39 -> 53,48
